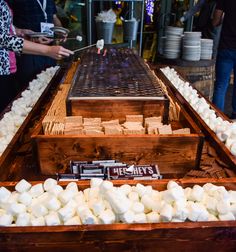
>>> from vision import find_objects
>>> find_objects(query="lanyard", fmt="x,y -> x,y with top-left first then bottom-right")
36,0 -> 47,22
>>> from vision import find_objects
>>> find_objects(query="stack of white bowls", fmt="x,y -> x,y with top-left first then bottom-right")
182,32 -> 202,61
163,26 -> 183,59
200,39 -> 213,60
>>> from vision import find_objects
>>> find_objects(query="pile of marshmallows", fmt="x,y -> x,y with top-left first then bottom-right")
0,66 -> 59,156
161,67 -> 236,156
1,178 -> 236,227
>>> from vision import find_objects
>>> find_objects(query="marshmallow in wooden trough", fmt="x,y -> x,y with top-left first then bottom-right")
141,195 -> 155,213
131,202 -> 145,214
0,187 -> 11,203
119,210 -> 135,223
77,206 -> 98,224
66,182 -> 79,193
18,192 -> 32,206
134,213 -> 147,223
160,203 -> 173,222
31,216 -> 45,226
48,184 -> 63,197
15,179 -> 31,193
43,178 -> 57,192
146,211 -> 160,223
0,214 -> 13,226
162,186 -> 184,204
73,191 -> 86,206
105,190 -> 131,214
58,203 -> 76,222
203,183 -> 218,196
203,196 -> 217,215
99,209 -> 116,224
216,200 -> 230,215
90,200 -> 105,216
187,202 -> 208,222
45,212 -> 61,226
228,191 -> 236,204
9,203 -> 26,216
31,204 -> 48,218
64,216 -> 81,225
167,181 -> 179,189
90,178 -> 103,188
29,183 -> 44,198
45,196 -> 61,211
128,191 -> 139,202
119,184 -> 132,195
173,201 -> 188,221
100,180 -> 113,193
218,212 -> 235,221
134,183 -> 147,197
58,189 -> 75,205
16,213 -> 31,226
189,185 -> 204,202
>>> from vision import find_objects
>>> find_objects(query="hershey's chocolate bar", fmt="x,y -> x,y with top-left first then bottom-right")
107,165 -> 161,180
57,173 -> 79,181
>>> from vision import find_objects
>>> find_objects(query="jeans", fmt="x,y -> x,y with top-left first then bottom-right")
212,49 -> 236,114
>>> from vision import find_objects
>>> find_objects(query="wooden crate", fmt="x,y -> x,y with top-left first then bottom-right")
156,69 -> 236,170
1,178 -> 236,252
66,98 -> 170,125
31,108 -> 204,176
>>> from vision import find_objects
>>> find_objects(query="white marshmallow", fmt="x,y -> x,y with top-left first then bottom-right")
119,184 -> 132,195
9,203 -> 26,216
16,213 -> 31,226
134,183 -> 147,197
151,200 -> 165,213
204,196 -> 217,215
134,213 -> 147,223
31,216 -> 45,226
31,204 -> 48,217
58,202 -> 76,222
141,195 -> 155,213
173,201 -> 188,221
58,189 -> 75,205
99,209 -> 116,224
45,212 -> 61,226
90,178 -> 103,188
146,212 -> 160,223
90,200 -> 105,216
167,181 -> 179,189
99,181 -> 113,193
105,190 -> 131,214
73,192 -> 86,206
15,179 -> 31,193
131,202 -> 145,214
218,213 -> 235,221
45,196 -> 61,211
160,203 -> 173,222
66,182 -> 79,194
162,186 -> 184,203
48,185 -> 63,197
119,210 -> 135,223
128,191 -> 139,202
43,178 -> 57,191
77,206 -> 97,224
18,192 -> 32,206
216,200 -> 230,215
0,214 -> 13,226
230,203 -> 236,217
0,187 -> 11,203
187,202 -> 208,222
189,185 -> 204,202
229,191 -> 236,204
29,183 -> 44,198
64,216 -> 81,225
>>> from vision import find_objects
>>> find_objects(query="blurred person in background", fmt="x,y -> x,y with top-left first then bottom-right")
8,0 -> 64,91
0,0 -> 73,112
212,0 -> 236,119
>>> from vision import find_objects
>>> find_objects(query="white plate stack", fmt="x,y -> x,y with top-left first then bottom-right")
200,39 -> 213,60
163,26 -> 183,59
182,32 -> 202,61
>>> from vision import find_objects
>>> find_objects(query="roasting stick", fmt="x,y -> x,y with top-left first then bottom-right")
73,39 -> 105,53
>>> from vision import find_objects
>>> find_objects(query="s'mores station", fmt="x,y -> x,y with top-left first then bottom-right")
1,46 -> 236,251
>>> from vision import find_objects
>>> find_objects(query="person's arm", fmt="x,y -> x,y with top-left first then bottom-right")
212,8 -> 224,27
181,0 -> 205,22
22,39 -> 73,60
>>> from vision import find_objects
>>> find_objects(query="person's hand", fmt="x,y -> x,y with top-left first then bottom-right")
47,45 -> 74,60
180,16 -> 185,23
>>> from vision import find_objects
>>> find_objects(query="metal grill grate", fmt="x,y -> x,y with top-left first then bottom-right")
68,48 -> 165,99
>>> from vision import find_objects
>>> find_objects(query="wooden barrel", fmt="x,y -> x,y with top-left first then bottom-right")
155,58 -> 215,100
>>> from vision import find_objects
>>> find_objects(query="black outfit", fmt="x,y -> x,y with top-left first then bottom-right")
8,0 -> 57,90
